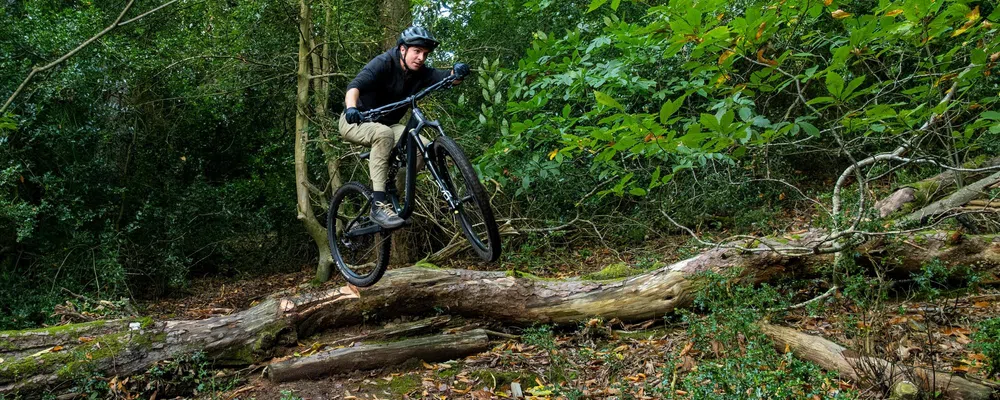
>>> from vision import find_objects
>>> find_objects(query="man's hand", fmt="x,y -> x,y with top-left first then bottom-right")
345,107 -> 363,124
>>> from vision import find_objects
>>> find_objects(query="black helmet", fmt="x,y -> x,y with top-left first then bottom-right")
397,26 -> 439,51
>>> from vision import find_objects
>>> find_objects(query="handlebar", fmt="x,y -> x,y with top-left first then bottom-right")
359,68 -> 466,123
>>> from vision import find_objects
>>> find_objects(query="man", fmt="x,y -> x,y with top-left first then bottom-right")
340,26 -> 469,229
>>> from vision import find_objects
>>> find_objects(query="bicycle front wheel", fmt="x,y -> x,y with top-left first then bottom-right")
327,182 -> 392,287
432,137 -> 501,262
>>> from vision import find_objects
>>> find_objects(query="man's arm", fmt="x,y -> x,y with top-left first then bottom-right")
345,88 -> 360,109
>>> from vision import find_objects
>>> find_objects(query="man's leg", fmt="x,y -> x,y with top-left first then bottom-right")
339,113 -> 403,228
390,124 -> 431,171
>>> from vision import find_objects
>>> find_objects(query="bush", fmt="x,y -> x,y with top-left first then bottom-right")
972,318 -> 1000,378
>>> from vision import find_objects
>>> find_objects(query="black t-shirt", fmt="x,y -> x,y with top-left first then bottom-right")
346,47 -> 451,125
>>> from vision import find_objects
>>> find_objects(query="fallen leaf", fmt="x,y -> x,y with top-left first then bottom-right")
823,0 -> 832,5
756,21 -> 767,40
974,301 -> 991,308
51,345 -> 64,352
679,341 -> 694,356
943,327 -> 972,336
78,337 -> 94,343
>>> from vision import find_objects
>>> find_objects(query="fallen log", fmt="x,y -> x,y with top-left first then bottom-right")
898,171 -> 1000,227
327,315 -> 452,347
875,157 -> 1000,217
759,323 -> 997,400
267,328 -> 490,383
3,231 -> 998,396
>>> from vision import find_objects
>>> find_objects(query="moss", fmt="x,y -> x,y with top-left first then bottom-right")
504,270 -> 559,280
136,317 -> 155,329
413,259 -> 441,269
215,320 -> 293,366
371,373 -> 420,394
582,263 -> 640,281
1,348 -> 76,381
1,327 -> 169,383
435,363 -> 461,379
0,339 -> 16,351
0,320 -> 108,338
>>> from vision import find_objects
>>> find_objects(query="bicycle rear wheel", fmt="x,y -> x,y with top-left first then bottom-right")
432,136 -> 501,262
327,182 -> 392,287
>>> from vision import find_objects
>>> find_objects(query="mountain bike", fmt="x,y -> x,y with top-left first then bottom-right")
326,71 -> 502,287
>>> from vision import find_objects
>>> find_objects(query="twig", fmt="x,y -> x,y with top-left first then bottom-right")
769,286 -> 839,312
483,330 -> 520,340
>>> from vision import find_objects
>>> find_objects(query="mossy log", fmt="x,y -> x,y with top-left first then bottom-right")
1,286 -> 361,395
3,231 -> 999,396
267,328 -> 490,383
760,323 -> 997,400
875,157 -> 1000,218
899,171 -> 1000,227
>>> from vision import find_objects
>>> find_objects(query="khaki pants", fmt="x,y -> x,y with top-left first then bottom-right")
339,113 -> 429,192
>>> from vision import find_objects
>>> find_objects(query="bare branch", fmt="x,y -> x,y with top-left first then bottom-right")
1,0 -> 179,115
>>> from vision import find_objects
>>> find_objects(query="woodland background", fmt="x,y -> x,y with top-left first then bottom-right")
2,0 -> 1000,398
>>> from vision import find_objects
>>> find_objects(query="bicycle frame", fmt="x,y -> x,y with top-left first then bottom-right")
386,107 -> 461,220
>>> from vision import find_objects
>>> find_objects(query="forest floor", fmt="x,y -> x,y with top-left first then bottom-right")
132,236 -> 1000,400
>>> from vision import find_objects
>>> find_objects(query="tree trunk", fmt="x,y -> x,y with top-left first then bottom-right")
3,231 -> 997,396
875,157 -> 1000,218
379,0 -> 411,50
759,323 -> 997,400
294,0 -> 334,282
898,171 -> 1000,227
267,329 -> 490,383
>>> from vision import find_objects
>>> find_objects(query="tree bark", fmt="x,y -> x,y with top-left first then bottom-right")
379,0 -> 411,50
898,171 -> 1000,227
876,157 -> 1000,218
3,231 -> 998,396
267,329 -> 490,383
294,0 -> 334,282
759,323 -> 997,400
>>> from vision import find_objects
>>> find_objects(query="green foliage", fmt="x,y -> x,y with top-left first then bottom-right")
0,0 -> 379,328
673,272 -> 850,399
911,259 -> 979,299
971,317 -> 1000,378
280,390 -> 305,400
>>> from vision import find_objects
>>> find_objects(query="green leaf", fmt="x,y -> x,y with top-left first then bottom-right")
588,0 -> 608,12
659,97 -> 683,124
738,107 -> 752,122
799,121 -> 820,137
981,111 -> 1000,121
611,0 -> 621,11
806,97 -> 836,105
825,71 -> 844,98
629,187 -> 647,196
594,90 -> 624,110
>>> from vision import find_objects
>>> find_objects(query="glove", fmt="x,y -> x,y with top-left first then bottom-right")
345,107 -> 363,124
453,62 -> 470,78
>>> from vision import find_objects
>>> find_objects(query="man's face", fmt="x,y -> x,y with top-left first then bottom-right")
401,45 -> 432,70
